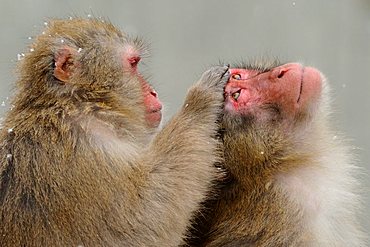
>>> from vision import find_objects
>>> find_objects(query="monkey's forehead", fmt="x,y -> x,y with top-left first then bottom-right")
41,18 -> 147,56
48,18 -> 123,36
231,58 -> 284,73
45,18 -> 140,47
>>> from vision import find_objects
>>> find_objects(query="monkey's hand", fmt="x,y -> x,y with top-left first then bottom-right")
196,65 -> 230,97
184,65 -> 230,113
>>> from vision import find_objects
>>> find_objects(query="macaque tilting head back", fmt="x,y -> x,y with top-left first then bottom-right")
186,62 -> 364,246
224,63 -> 323,129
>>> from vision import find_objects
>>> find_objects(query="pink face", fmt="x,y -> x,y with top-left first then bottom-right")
141,81 -> 162,128
224,63 -> 322,123
122,46 -> 163,128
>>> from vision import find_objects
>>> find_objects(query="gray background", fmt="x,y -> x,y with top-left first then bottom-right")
0,0 -> 369,236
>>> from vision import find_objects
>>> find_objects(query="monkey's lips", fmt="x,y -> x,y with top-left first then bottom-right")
146,110 -> 162,128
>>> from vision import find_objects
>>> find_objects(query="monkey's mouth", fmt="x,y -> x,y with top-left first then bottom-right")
148,109 -> 162,114
148,109 -> 162,117
297,67 -> 304,103
146,110 -> 162,128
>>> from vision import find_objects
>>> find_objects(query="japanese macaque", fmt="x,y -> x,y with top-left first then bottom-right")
0,18 -> 230,247
187,61 -> 365,246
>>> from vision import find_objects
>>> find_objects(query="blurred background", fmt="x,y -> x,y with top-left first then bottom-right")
0,0 -> 369,235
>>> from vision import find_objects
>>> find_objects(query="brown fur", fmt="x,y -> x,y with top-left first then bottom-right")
187,120 -> 310,247
0,18 -> 229,246
187,62 -> 365,246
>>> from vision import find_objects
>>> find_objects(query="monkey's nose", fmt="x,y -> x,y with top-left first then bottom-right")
150,90 -> 158,98
128,56 -> 141,68
277,69 -> 288,79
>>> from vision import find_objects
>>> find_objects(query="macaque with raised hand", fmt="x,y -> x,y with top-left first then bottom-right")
0,18 -> 230,247
188,61 -> 365,246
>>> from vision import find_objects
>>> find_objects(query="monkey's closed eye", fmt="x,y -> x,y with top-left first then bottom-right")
232,74 -> 241,80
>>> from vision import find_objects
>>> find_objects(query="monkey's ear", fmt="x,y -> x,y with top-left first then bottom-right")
54,47 -> 77,83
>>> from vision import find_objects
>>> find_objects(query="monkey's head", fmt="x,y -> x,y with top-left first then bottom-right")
223,62 -> 323,130
14,18 -> 162,129
220,61 -> 325,178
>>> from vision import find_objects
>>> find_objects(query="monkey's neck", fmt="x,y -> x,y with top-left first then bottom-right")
222,124 -> 312,190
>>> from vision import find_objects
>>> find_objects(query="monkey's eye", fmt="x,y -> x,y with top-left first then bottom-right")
232,90 -> 241,101
232,74 -> 241,80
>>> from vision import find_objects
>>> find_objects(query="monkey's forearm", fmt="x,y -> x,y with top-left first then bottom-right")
147,66 -> 228,175
147,66 -> 228,187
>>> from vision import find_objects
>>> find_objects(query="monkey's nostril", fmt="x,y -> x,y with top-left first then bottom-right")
150,90 -> 158,98
128,56 -> 141,68
277,70 -> 287,79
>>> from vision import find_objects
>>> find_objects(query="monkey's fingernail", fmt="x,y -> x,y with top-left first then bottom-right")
232,74 -> 241,80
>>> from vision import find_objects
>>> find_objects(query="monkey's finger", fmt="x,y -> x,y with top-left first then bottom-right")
198,66 -> 230,89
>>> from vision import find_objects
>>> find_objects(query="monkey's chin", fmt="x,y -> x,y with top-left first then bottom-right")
146,111 -> 162,128
224,100 -> 236,113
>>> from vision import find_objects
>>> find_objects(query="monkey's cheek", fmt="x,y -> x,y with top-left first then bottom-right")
224,98 -> 248,116
224,100 -> 237,112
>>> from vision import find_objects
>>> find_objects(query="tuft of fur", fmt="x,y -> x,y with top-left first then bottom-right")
0,18 -> 229,246
231,56 -> 283,73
